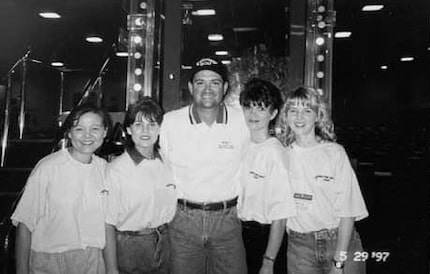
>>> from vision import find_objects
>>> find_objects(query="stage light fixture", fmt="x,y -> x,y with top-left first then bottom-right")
208,34 -> 223,41
135,68 -> 143,75
133,83 -> 142,91
400,57 -> 414,62
116,52 -> 128,57
315,37 -> 325,45
39,12 -> 61,19
51,61 -> 64,67
215,51 -> 228,56
192,9 -> 216,16
334,31 -> 351,38
362,5 -> 384,12
86,36 -> 103,43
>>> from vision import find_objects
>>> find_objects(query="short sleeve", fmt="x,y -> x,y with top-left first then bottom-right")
11,164 -> 49,232
159,116 -> 170,162
335,147 -> 369,221
265,150 -> 297,221
104,167 -> 122,226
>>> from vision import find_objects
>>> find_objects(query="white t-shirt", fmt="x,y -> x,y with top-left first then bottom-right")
238,138 -> 296,224
105,150 -> 177,230
11,149 -> 108,253
159,104 -> 250,202
285,142 -> 368,233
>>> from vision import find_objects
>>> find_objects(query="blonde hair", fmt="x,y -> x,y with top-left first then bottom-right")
277,86 -> 336,146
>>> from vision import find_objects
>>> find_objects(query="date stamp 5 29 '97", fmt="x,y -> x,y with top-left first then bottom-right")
339,251 -> 390,263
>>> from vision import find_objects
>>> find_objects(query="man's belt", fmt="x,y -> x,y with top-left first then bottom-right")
177,197 -> 238,211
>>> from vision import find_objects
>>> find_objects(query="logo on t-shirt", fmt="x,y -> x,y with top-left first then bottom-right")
315,175 -> 334,184
249,171 -> 265,180
218,140 -> 234,150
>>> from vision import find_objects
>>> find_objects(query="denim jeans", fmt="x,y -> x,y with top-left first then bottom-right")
169,204 -> 247,274
29,247 -> 105,274
116,226 -> 170,274
287,228 -> 366,274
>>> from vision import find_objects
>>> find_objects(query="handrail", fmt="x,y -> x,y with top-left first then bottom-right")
1,49 -> 115,166
0,49 -> 30,167
50,55 -> 112,153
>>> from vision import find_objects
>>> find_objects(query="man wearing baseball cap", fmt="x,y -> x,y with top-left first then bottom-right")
160,57 -> 249,274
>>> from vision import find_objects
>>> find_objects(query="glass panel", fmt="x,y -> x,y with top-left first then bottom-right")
180,0 -> 290,107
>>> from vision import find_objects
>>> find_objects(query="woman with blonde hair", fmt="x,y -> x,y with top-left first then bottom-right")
278,87 -> 368,274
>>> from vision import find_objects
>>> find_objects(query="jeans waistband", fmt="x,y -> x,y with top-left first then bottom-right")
288,228 -> 338,240
241,220 -> 271,230
116,223 -> 168,237
177,197 -> 238,211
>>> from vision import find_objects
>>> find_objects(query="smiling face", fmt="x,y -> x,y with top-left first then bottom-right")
68,111 -> 107,163
286,100 -> 318,141
188,70 -> 228,110
126,113 -> 160,154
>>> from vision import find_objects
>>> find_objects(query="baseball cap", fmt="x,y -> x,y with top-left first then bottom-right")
189,57 -> 228,82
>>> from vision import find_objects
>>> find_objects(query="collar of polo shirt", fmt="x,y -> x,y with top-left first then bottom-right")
188,103 -> 228,125
126,146 -> 161,165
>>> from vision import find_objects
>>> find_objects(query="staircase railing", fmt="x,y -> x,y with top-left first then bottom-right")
0,51 -> 113,167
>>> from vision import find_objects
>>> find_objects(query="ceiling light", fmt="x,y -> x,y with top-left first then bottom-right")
39,12 -> 61,19
86,36 -> 103,43
115,52 -> 128,57
380,65 -> 388,70
400,56 -> 414,62
221,60 -> 231,65
233,27 -> 258,32
427,46 -> 430,51
335,31 -> 352,38
215,51 -> 228,56
208,34 -> 223,41
51,61 -> 64,67
181,65 -> 193,70
362,5 -> 384,12
191,9 -> 216,16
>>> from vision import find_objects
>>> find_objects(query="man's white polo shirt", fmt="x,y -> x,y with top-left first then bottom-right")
160,103 -> 250,202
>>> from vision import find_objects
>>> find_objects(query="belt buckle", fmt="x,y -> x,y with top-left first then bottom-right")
222,200 -> 228,210
314,229 -> 328,240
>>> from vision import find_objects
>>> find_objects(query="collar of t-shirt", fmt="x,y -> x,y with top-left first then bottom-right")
188,103 -> 228,125
126,146 -> 161,165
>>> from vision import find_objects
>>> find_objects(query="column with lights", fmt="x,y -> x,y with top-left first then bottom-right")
304,0 -> 335,105
126,0 -> 156,107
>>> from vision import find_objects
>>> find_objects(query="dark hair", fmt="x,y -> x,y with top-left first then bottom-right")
123,96 -> 164,149
62,103 -> 110,147
240,78 -> 283,133
189,57 -> 229,83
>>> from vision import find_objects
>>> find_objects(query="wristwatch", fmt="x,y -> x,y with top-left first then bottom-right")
332,259 -> 345,269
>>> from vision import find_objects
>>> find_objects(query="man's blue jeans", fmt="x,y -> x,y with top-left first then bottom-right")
169,204 -> 247,274
287,228 -> 366,274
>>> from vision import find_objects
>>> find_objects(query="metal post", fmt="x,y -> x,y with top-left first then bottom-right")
59,71 -> 64,116
289,0 -> 307,88
0,73 -> 13,167
304,0 -> 335,106
161,0 -> 182,111
18,56 -> 28,139
144,0 -> 155,98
